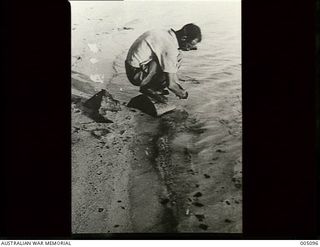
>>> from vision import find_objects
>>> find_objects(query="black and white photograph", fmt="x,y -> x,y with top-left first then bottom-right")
71,0 -> 242,234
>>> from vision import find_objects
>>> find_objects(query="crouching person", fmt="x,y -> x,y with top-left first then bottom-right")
125,23 -> 201,103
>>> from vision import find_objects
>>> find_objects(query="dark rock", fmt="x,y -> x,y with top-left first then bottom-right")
117,200 -> 122,203
193,192 -> 203,198
127,94 -> 175,117
216,149 -> 226,153
98,208 -> 104,212
114,225 -> 120,228
83,90 -> 119,122
225,200 -> 231,205
204,174 -> 211,179
193,202 -> 204,207
225,219 -> 232,223
195,214 -> 205,222
121,206 -> 125,209
199,224 -> 208,230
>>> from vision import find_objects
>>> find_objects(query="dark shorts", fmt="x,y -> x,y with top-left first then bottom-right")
125,61 -> 149,86
125,60 -> 168,89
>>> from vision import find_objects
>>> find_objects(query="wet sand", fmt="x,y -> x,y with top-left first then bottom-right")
72,78 -> 241,233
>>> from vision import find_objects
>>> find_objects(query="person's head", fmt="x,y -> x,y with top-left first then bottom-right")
176,23 -> 202,51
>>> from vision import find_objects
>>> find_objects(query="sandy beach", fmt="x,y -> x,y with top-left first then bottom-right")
71,1 -> 242,234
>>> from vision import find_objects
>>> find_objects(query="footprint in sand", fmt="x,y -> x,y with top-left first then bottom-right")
225,200 -> 231,205
193,202 -> 204,207
199,224 -> 208,230
195,214 -> 205,222
193,192 -> 202,198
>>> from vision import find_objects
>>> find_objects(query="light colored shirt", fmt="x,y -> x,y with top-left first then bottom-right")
126,29 -> 180,73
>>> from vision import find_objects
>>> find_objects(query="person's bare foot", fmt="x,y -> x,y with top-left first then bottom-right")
140,87 -> 168,103
158,89 -> 169,95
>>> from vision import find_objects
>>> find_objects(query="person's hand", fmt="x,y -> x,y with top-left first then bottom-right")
177,90 -> 188,99
182,91 -> 188,99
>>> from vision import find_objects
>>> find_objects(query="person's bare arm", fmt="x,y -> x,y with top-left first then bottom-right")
166,73 -> 188,99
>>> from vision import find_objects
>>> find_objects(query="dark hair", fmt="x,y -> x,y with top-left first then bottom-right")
182,23 -> 202,42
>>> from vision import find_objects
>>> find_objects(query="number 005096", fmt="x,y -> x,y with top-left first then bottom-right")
300,241 -> 318,245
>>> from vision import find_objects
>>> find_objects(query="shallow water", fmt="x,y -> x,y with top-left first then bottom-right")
71,1 -> 242,232
106,1 -> 242,165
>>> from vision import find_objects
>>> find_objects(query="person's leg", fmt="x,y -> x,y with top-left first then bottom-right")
139,61 -> 169,102
149,54 -> 181,92
140,61 -> 170,93
140,60 -> 163,87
